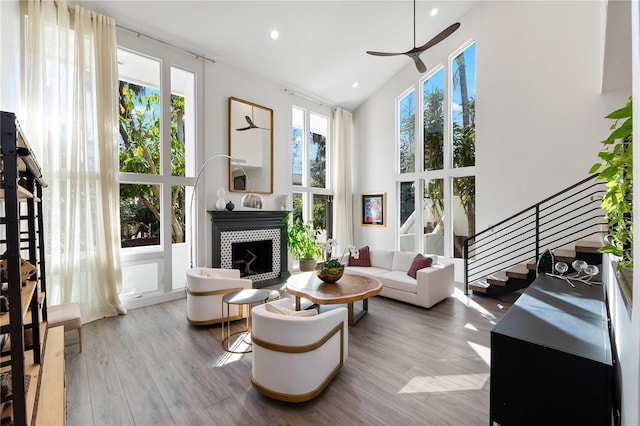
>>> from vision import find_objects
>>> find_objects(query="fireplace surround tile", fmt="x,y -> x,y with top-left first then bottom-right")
209,210 -> 290,288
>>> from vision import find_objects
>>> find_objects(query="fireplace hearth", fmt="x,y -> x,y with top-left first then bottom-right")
209,210 -> 290,288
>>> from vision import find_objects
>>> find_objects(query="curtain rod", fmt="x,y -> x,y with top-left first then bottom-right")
55,1 -> 216,65
283,88 -> 336,111
116,24 -> 216,65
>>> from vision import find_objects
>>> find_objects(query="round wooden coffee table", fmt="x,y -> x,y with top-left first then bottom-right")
285,273 -> 382,326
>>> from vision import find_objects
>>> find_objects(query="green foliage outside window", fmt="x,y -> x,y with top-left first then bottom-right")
399,90 -> 416,174
118,81 -> 186,245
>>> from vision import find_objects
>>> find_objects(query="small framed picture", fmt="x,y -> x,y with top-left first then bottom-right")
361,192 -> 386,227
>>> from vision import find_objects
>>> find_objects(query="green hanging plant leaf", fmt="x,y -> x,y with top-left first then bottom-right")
589,163 -> 602,174
605,105 -> 632,120
593,96 -> 633,270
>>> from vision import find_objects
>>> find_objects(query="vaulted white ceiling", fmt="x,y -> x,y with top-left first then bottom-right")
76,1 -> 478,110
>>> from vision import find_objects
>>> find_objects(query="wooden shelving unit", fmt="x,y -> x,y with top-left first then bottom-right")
0,111 -> 61,426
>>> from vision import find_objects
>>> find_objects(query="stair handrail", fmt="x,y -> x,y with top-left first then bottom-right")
464,174 -> 606,294
470,174 -> 599,242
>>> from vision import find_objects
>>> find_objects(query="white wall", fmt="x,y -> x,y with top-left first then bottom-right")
353,0 -> 628,259
200,61 -> 332,267
614,1 -> 640,424
0,0 -> 21,112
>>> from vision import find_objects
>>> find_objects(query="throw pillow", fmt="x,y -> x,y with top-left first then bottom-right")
265,303 -> 318,317
407,254 -> 433,279
348,245 -> 371,267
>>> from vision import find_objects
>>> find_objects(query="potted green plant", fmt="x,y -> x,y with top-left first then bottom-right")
590,96 -> 633,271
286,218 -> 322,271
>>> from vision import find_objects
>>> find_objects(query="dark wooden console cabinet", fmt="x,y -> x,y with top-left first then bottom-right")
490,274 -> 613,425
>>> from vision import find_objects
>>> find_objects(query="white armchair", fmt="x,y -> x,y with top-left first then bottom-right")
250,298 -> 348,402
186,267 -> 252,325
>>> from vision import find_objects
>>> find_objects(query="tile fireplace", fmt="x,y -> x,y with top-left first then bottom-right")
208,210 -> 290,288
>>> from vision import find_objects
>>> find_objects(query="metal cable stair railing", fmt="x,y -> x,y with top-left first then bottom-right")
463,175 -> 607,294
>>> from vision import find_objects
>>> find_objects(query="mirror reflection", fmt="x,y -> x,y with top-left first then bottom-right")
228,97 -> 273,194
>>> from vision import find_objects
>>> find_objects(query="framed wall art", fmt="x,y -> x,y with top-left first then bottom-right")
361,192 -> 386,227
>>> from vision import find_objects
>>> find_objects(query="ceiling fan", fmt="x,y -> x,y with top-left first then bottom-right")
236,107 -> 269,131
367,0 -> 460,73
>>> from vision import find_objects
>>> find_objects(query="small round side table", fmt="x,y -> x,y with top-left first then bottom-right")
221,289 -> 269,353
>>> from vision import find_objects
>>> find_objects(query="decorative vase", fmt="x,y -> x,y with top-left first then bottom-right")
241,193 -> 265,209
314,262 -> 344,283
537,249 -> 555,275
225,201 -> 235,211
298,259 -> 317,272
216,187 -> 226,211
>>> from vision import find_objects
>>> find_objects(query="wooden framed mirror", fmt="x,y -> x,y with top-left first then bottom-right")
228,97 -> 273,194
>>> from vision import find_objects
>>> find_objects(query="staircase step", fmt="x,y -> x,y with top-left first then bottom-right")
553,249 -> 575,262
469,280 -> 490,293
505,264 -> 530,280
486,271 -> 508,286
575,240 -> 603,254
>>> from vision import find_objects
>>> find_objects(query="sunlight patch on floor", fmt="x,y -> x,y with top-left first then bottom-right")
453,288 -> 497,323
213,333 -> 251,367
464,322 -> 478,331
399,373 -> 490,394
468,341 -> 491,366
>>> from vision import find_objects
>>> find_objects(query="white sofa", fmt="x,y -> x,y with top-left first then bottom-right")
344,249 -> 454,309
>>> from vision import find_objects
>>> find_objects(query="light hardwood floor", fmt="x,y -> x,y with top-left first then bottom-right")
64,283 -> 519,426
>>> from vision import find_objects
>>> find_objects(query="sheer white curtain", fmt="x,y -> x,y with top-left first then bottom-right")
332,108 -> 354,248
23,0 -> 126,323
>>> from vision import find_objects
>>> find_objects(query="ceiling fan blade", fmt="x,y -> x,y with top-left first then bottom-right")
237,115 -> 259,131
367,50 -> 405,57
412,56 -> 427,73
415,22 -> 461,52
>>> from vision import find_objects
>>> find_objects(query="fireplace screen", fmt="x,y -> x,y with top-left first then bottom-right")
232,240 -> 273,277
219,228 -> 281,283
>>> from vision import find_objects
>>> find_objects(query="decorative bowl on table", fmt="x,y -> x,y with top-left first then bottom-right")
315,260 -> 345,283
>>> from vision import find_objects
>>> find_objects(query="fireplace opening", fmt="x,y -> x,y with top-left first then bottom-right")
231,240 -> 273,277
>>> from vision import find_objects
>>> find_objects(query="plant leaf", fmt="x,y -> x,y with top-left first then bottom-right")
589,163 -> 602,174
605,105 -> 632,119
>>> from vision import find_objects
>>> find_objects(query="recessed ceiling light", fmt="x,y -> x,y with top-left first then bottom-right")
430,8 -> 438,17
352,82 -> 359,88
270,29 -> 279,40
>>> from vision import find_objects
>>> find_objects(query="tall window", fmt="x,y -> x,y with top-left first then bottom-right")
396,42 -> 476,259
117,43 -> 199,303
291,106 -> 332,234
451,43 -> 476,257
398,89 -> 416,174
423,68 -> 444,171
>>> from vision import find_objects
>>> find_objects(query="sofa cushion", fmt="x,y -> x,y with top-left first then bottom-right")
265,303 -> 318,317
369,250 -> 394,270
392,251 -> 419,272
345,266 -> 390,277
407,254 -> 433,278
348,246 -> 371,267
378,271 -> 418,294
